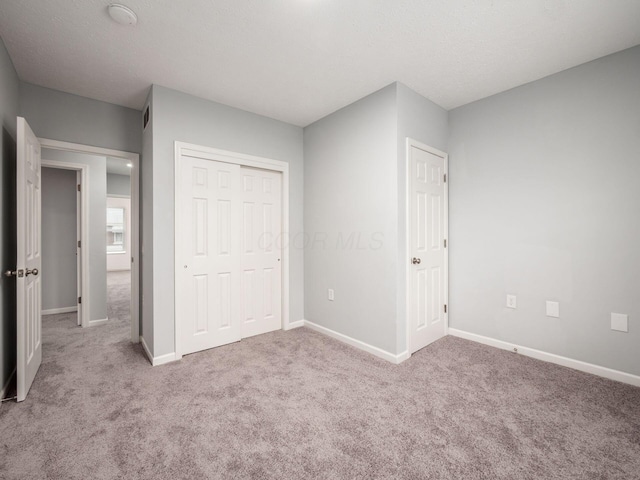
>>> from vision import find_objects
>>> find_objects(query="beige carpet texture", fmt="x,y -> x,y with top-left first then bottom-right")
1,272 -> 639,479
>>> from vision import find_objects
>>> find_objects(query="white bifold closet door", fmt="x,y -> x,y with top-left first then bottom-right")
179,157 -> 282,356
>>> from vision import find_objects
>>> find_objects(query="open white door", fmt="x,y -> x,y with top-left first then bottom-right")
15,117 -> 42,401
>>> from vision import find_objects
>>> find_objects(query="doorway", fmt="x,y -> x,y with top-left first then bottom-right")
406,138 -> 449,355
40,139 -> 140,343
12,119 -> 140,402
174,143 -> 290,359
105,158 -> 134,335
40,164 -> 86,326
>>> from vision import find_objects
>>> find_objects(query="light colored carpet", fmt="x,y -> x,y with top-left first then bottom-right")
34,271 -> 132,361
1,278 -> 639,478
107,270 -> 131,325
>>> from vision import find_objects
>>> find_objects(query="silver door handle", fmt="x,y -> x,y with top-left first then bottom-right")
412,257 -> 421,265
26,268 -> 39,276
4,269 -> 24,278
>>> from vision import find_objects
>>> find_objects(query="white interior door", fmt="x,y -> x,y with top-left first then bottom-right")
16,117 -> 42,401
76,171 -> 82,326
240,168 -> 282,338
409,142 -> 447,354
179,157 -> 242,355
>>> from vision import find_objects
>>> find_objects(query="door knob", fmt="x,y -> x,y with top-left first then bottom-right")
411,257 -> 421,265
26,268 -> 39,276
4,269 -> 24,278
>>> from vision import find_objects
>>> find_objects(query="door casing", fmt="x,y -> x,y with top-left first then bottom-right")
41,159 -> 89,327
39,138 -> 140,342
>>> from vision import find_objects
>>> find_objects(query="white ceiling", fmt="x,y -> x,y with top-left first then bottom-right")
1,1 -> 639,127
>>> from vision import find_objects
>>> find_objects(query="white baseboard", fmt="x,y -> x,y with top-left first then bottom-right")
396,350 -> 411,363
139,335 -> 177,366
284,319 -> 305,330
303,320 -> 408,364
42,306 -> 77,315
448,328 -> 640,387
87,317 -> 108,327
152,351 -> 177,366
1,368 -> 16,400
140,335 -> 153,364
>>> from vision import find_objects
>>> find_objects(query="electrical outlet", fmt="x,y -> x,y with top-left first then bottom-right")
506,294 -> 517,309
546,301 -> 560,318
328,289 -> 334,301
611,313 -> 628,333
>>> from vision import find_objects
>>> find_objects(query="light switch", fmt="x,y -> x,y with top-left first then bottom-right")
611,313 -> 628,333
328,289 -> 335,301
506,295 -> 517,309
546,301 -> 560,318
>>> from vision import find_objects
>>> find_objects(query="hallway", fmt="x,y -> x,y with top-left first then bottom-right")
41,271 -> 132,356
107,270 -> 132,328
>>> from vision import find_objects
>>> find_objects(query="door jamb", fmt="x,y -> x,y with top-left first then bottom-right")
41,159 -> 90,327
76,170 -> 82,326
38,138 -> 140,343
405,138 -> 449,356
174,141 -> 290,361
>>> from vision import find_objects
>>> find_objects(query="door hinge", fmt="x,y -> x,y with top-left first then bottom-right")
444,239 -> 447,248
78,296 -> 82,304
77,184 -> 81,192
444,173 -> 447,183
444,304 -> 447,313
78,240 -> 81,248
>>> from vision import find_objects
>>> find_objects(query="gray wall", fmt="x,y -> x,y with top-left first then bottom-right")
141,89 -> 153,351
144,85 -> 304,356
303,83 -> 448,356
448,45 -> 640,376
19,80 -> 142,329
42,149 -> 108,322
107,173 -> 131,197
41,168 -> 77,311
0,37 -> 19,396
4,34 -> 634,381
304,84 -> 399,354
19,83 -> 141,154
396,83 -> 449,353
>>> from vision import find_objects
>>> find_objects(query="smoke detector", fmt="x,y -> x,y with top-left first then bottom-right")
108,4 -> 138,26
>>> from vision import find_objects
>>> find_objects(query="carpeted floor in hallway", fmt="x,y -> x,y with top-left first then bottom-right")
1,273 -> 639,479
107,270 -> 132,326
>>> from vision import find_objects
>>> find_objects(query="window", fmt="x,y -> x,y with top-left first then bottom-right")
107,207 -> 125,253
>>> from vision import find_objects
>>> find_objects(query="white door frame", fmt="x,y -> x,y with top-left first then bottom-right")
76,170 -> 82,326
41,159 -> 90,327
38,138 -> 140,343
174,141 -> 290,360
405,138 -> 449,355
